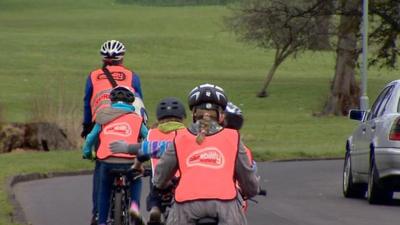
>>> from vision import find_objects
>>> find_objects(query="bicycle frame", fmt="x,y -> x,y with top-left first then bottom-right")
108,168 -> 151,225
109,169 -> 133,225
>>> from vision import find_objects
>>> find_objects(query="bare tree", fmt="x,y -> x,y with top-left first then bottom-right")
321,0 -> 361,115
322,0 -> 400,115
227,0 -> 399,115
369,0 -> 400,68
226,0 -> 326,97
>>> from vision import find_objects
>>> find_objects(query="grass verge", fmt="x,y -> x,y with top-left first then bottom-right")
0,150 -> 92,225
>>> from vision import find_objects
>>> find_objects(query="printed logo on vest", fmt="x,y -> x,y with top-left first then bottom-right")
94,93 -> 110,106
186,147 -> 225,169
104,122 -> 132,136
97,72 -> 126,81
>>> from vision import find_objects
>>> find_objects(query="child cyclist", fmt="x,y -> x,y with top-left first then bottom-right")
137,97 -> 186,224
224,101 -> 255,211
82,86 -> 148,225
224,102 -> 254,165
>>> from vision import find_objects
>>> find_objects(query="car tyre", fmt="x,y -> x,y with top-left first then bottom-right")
343,152 -> 366,198
367,159 -> 393,204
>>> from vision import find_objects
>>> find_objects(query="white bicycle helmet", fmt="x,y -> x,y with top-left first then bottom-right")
100,40 -> 126,60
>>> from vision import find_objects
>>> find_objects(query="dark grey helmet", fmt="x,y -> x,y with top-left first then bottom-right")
156,97 -> 186,120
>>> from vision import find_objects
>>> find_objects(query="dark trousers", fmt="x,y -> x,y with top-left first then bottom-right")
97,161 -> 143,224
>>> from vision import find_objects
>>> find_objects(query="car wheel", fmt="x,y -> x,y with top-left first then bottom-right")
343,152 -> 366,198
367,159 -> 393,204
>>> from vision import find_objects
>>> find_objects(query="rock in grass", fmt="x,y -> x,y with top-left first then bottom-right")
0,122 -> 75,153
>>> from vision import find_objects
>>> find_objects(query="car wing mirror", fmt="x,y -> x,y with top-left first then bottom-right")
348,109 -> 368,121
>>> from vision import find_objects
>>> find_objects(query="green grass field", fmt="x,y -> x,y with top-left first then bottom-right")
0,0 -> 398,157
0,1 -> 399,224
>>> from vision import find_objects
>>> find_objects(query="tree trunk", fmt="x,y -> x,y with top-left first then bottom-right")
322,0 -> 361,116
309,0 -> 333,50
257,62 -> 279,97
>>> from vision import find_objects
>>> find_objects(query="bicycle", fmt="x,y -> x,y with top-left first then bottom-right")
150,187 -> 267,225
108,167 -> 151,225
193,188 -> 267,225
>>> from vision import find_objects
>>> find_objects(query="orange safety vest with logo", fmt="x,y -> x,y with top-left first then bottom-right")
96,113 -> 142,160
147,128 -> 182,177
174,128 -> 239,203
90,65 -> 135,121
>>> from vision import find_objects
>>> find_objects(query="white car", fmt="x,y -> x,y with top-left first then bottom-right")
343,80 -> 400,204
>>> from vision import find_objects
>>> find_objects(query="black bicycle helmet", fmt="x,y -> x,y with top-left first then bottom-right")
188,83 -> 228,111
109,86 -> 135,103
156,97 -> 186,121
224,102 -> 244,130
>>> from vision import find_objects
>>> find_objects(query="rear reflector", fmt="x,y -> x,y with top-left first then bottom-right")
116,177 -> 125,186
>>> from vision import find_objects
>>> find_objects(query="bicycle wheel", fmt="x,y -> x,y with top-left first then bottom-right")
113,191 -> 124,225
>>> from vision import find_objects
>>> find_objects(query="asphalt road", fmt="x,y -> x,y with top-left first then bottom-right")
14,160 -> 400,225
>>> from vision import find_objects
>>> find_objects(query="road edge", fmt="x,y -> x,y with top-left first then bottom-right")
6,170 -> 93,225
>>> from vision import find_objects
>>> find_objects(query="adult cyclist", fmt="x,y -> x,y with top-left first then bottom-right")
81,40 -> 145,225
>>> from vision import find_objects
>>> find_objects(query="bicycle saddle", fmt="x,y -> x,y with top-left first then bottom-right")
196,217 -> 218,225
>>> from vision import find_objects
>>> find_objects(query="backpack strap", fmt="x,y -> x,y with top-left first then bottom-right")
102,66 -> 118,88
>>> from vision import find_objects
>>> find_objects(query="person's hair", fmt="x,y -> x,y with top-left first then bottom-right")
188,83 -> 228,124
193,108 -> 218,122
194,109 -> 219,144
102,59 -> 122,67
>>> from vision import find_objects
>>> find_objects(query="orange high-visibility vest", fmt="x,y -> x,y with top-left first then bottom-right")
90,65 -> 135,121
148,129 -> 176,170
147,128 -> 180,177
97,113 -> 142,160
174,128 -> 239,203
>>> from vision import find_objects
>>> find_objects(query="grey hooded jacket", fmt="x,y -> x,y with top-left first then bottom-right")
153,120 -> 260,225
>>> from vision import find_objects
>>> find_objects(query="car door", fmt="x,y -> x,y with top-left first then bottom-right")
352,85 -> 394,174
361,85 -> 395,173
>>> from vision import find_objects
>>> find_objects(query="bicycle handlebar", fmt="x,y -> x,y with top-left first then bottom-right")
130,167 -> 152,180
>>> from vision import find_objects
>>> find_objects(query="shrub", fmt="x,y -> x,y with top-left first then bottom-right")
29,79 -> 82,148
